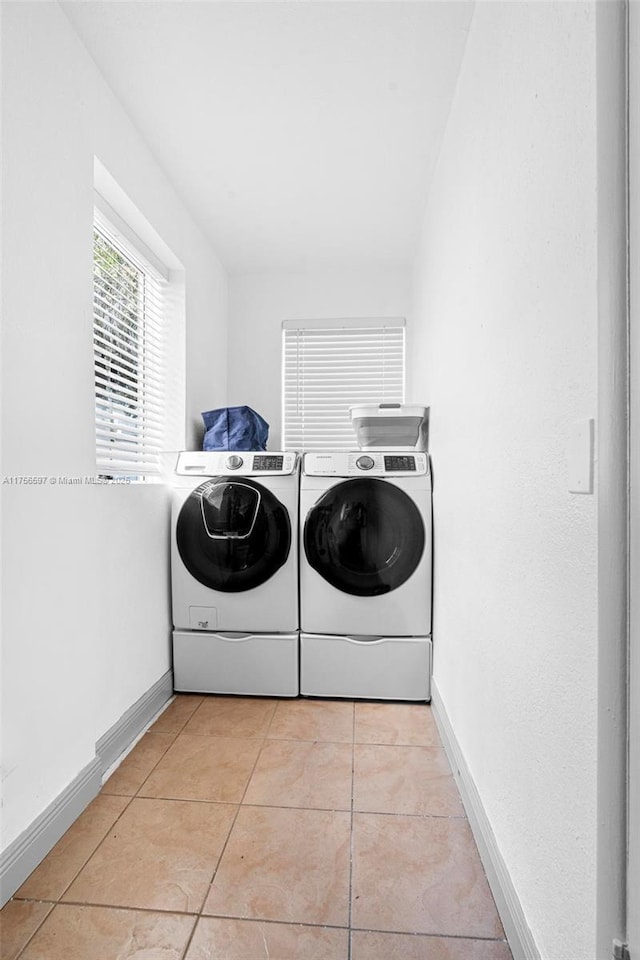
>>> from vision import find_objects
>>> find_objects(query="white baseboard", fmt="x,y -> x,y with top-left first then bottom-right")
431,681 -> 540,960
0,757 -> 102,906
96,670 -> 173,773
0,670 -> 173,907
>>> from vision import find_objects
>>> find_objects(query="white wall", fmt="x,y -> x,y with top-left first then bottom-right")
228,268 -> 412,449
0,1 -> 228,851
410,4 -> 598,958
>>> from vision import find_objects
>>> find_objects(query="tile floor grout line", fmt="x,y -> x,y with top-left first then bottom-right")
20,792 -> 138,911
143,799 -> 463,818
128,729 -> 182,799
11,897 -> 509,944
180,912 -> 351,931
107,693 -> 265,804
349,923 -> 512,941
44,796 -> 464,820
19,899 -> 201,917
99,794 -> 357,812
177,697 -> 283,957
102,695 -> 200,800
12,899 -> 55,960
238,792 -> 356,812
148,695 -> 204,739
170,735 -> 355,744
262,696 -> 281,739
188,696 -> 280,941
176,908 -> 355,957
356,746 -> 450,755
347,700 -> 356,960
177,913 -> 200,960
343,807 -> 467,821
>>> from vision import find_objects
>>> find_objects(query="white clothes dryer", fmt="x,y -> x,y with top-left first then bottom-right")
299,450 -> 432,701
171,450 -> 299,696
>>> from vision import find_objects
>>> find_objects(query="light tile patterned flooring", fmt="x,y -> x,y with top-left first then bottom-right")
1,695 -> 513,960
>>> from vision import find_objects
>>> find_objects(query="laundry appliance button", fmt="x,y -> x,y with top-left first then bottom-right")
356,455 -> 375,470
226,455 -> 243,470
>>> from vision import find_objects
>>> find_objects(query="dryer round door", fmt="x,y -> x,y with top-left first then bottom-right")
176,477 -> 292,592
303,478 -> 425,597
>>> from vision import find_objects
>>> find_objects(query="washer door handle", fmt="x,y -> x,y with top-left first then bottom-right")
199,482 -> 262,539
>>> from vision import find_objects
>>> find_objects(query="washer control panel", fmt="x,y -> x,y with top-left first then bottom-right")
252,455 -> 285,471
175,451 -> 298,477
303,451 -> 428,477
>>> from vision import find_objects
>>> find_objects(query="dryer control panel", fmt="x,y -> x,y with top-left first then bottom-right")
303,451 -> 429,477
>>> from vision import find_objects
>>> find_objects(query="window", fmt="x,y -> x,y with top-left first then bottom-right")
93,208 -> 169,479
282,317 -> 405,450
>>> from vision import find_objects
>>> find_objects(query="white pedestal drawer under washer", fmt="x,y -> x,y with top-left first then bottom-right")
171,450 -> 299,696
299,450 -> 432,701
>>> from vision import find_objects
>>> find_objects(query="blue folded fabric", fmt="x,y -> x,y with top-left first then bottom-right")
201,406 -> 269,451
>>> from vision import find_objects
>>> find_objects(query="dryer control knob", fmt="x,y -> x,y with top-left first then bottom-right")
356,455 -> 375,471
225,454 -> 243,470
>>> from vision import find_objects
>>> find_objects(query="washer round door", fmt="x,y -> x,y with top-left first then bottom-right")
176,477 -> 292,592
303,478 -> 425,597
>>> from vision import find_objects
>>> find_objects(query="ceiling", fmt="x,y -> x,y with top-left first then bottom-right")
62,1 -> 474,274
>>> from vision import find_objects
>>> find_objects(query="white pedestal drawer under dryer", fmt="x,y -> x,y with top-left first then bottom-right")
299,450 -> 432,701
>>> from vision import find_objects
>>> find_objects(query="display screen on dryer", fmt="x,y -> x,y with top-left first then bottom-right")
384,455 -> 416,471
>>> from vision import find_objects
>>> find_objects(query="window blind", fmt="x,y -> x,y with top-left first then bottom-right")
282,318 -> 405,450
93,209 -> 168,477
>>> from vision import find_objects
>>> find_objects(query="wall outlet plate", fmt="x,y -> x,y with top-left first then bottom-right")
568,418 -> 594,494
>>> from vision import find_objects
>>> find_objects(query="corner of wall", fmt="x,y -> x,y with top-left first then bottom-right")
0,671 -> 173,908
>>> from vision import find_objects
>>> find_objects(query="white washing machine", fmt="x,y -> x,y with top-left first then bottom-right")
299,450 -> 432,701
171,450 -> 299,696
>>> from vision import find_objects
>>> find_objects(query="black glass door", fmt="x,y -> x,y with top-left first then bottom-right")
304,478 -> 425,597
177,478 -> 291,592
